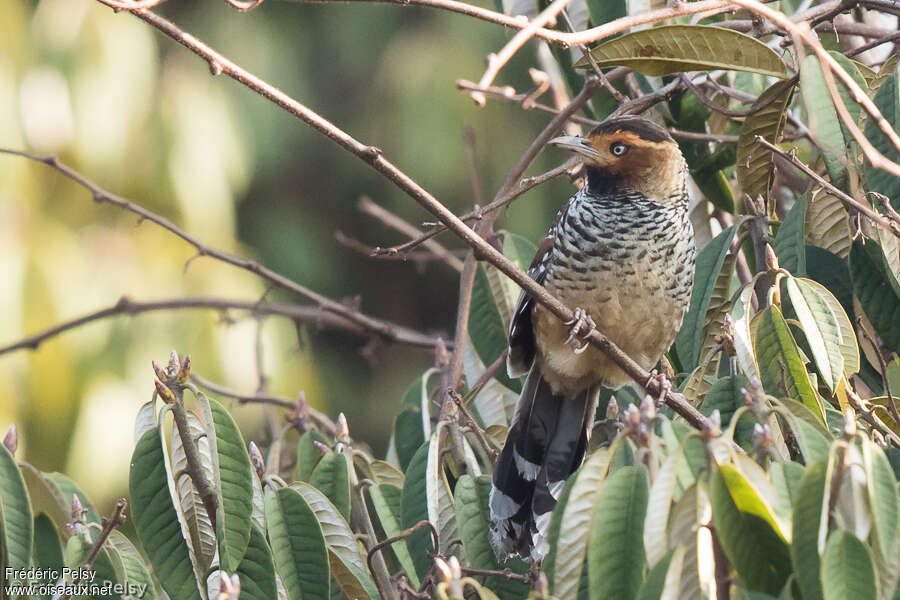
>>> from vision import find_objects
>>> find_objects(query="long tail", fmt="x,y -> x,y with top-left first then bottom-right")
489,367 -> 597,560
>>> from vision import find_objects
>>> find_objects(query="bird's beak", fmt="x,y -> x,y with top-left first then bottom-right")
548,135 -> 601,160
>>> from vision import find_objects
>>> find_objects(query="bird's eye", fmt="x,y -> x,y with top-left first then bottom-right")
610,142 -> 629,156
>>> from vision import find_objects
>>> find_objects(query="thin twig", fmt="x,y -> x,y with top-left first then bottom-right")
59,499 -> 128,600
375,162 -> 570,257
366,520 -> 440,580
0,295 -> 445,356
357,197 -> 464,271
190,373 -> 338,435
469,0 -> 573,105
451,390 -> 499,464
459,565 -> 531,583
754,136 -> 900,236
0,148 -> 434,344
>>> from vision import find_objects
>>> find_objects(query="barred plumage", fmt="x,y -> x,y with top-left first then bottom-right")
491,116 -> 696,560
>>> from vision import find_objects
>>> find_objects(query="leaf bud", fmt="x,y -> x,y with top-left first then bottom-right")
151,360 -> 168,382
2,424 -> 17,455
248,441 -> 265,480
155,379 -> 176,404
175,355 -> 191,384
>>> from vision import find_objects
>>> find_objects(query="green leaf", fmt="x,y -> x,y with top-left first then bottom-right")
862,438 -> 899,567
34,472 -> 100,525
587,466 -> 648,600
785,276 -> 845,392
864,63 -> 899,208
791,462 -> 826,600
798,262 -> 860,378
31,513 -> 63,600
205,398 -> 254,573
369,460 -> 405,488
851,241 -> 900,354
470,263 -> 520,392
774,398 -> 832,464
801,55 -> 852,184
264,487 -> 330,600
710,469 -> 791,594
104,530 -> 159,600
636,548 -> 675,600
0,442 -> 32,587
290,481 -> 373,595
774,196 -> 807,275
401,442 -> 433,582
736,79 -> 796,201
129,429 -> 202,600
454,474 -> 529,599
235,523 -> 277,600
753,305 -> 825,421
368,484 -> 420,589
821,531 -> 877,600
309,452 -> 352,522
576,25 -> 791,78
675,225 -> 738,371
296,430 -> 327,482
393,408 -> 425,472
548,445 -> 614,599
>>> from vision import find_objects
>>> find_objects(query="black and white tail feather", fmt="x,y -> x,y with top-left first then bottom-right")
489,227 -> 598,561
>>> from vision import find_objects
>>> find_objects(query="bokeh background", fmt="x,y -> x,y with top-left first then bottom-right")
0,0 -> 580,513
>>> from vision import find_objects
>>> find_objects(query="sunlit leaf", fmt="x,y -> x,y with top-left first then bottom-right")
806,190 -> 851,259
368,483 -> 420,589
709,469 -> 791,594
862,438 -> 899,567
576,25 -> 791,78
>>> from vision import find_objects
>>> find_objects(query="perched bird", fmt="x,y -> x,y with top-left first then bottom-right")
489,116 -> 696,560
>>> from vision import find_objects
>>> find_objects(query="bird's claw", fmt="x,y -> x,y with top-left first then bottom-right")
564,307 -> 596,354
645,370 -> 671,407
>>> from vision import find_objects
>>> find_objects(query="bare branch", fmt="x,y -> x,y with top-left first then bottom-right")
0,295 -> 445,357
754,136 -> 900,236
468,0 -> 574,106
357,197 -> 464,271
190,373 -> 338,436
0,148 -> 435,345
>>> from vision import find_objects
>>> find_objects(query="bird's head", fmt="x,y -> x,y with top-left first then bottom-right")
549,116 -> 685,199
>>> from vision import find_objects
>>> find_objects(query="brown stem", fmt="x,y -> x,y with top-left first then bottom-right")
169,387 -> 219,534
0,295 -> 444,357
59,499 -> 128,600
0,148 -> 442,344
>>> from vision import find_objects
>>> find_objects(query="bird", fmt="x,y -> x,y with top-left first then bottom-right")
489,115 -> 696,560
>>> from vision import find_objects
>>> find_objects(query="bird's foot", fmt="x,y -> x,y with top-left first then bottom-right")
645,370 -> 671,407
564,307 -> 596,354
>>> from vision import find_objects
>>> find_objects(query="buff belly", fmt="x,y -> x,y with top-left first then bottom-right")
532,272 -> 688,395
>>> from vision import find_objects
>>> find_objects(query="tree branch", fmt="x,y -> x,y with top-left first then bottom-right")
0,295 -> 445,357
0,148 -> 443,347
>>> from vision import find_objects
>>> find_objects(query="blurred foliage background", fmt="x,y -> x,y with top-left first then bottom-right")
0,0 -> 577,512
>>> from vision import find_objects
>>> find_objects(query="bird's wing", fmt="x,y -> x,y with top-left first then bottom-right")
506,209 -> 561,378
